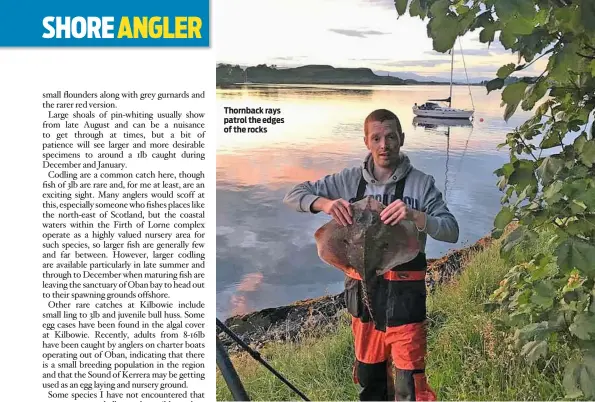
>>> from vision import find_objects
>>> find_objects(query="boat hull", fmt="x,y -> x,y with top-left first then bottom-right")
412,116 -> 473,128
412,107 -> 473,119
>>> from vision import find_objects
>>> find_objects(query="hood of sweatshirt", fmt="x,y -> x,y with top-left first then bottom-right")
361,152 -> 413,185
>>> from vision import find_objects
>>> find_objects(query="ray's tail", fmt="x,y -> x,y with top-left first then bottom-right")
360,279 -> 376,325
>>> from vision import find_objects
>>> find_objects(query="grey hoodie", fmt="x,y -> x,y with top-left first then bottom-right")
283,152 -> 459,252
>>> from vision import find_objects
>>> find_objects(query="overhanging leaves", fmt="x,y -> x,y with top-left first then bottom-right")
577,188 -> 595,210
521,340 -> 547,364
543,180 -> 564,203
428,13 -> 460,53
515,321 -> 553,341
579,140 -> 595,167
409,0 -> 426,18
403,0 -> 595,383
479,21 -> 499,44
395,0 -> 408,16
494,0 -> 536,20
531,281 -> 555,308
564,359 -> 585,399
501,226 -> 531,257
497,63 -> 516,79
502,81 -> 529,105
494,207 -> 514,229
574,132 -> 588,153
581,355 -> 595,399
521,79 -> 548,111
570,313 -> 595,341
536,156 -> 564,186
504,17 -> 536,35
556,238 -> 595,277
508,159 -> 537,193
502,81 -> 529,121
580,0 -> 595,34
486,78 -> 504,93
499,28 -> 517,49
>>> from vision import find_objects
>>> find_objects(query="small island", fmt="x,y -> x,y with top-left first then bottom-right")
216,63 -> 453,86
216,63 -> 528,88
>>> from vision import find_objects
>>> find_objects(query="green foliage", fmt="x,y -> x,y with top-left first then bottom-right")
396,0 -> 595,398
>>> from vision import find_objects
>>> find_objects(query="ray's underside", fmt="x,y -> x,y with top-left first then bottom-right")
314,197 -> 420,323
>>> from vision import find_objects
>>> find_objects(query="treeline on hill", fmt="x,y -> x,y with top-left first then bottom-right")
216,63 -> 453,85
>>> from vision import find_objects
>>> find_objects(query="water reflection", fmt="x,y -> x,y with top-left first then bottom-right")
216,84 -> 533,319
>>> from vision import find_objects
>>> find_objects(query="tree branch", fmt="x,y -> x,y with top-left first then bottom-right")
549,113 -> 566,149
582,216 -> 595,229
520,48 -> 555,71
553,221 -> 571,236
536,68 -> 548,81
577,52 -> 595,60
519,136 -> 539,161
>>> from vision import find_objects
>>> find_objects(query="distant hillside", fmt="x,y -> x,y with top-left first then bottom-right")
478,75 -> 538,85
216,63 -> 451,86
373,70 -> 491,84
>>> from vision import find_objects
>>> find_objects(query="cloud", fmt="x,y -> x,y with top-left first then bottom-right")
358,0 -> 396,9
328,28 -> 390,38
272,56 -> 306,61
424,46 -> 510,57
382,59 -> 452,68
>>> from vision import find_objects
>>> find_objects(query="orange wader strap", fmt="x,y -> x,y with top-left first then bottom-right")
345,270 -> 426,281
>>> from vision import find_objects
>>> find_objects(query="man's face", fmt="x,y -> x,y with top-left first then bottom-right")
364,119 -> 403,169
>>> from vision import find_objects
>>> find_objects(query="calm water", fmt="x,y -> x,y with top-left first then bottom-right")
215,84 -> 533,319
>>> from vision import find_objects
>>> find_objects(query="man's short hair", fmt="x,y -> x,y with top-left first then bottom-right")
364,109 -> 403,137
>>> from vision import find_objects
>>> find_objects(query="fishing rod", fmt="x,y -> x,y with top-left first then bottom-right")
216,318 -> 310,401
216,336 -> 250,401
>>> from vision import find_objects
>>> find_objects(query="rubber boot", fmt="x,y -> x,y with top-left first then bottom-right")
394,369 -> 437,401
355,360 -> 389,401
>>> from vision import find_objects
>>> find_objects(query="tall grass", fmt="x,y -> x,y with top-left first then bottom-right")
216,235 -> 572,401
216,316 -> 359,401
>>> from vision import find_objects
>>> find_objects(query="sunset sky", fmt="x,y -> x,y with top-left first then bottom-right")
216,0 -> 549,82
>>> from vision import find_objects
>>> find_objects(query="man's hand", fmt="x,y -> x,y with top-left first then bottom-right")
380,199 -> 426,230
313,198 -> 353,226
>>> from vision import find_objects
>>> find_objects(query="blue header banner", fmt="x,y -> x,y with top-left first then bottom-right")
0,0 -> 210,47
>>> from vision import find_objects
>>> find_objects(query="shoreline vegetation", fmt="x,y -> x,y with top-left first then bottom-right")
216,230 -> 572,400
216,63 -> 523,87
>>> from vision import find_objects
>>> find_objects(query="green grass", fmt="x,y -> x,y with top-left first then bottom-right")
216,235 -> 573,401
216,317 -> 359,401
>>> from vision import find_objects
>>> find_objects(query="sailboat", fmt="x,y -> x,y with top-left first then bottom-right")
412,43 -> 474,120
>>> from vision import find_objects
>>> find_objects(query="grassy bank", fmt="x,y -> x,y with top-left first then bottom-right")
216,235 -> 572,401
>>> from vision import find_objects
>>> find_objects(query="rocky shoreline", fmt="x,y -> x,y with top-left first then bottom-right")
217,235 -> 492,353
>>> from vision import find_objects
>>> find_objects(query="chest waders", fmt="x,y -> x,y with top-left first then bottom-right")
345,171 -> 437,401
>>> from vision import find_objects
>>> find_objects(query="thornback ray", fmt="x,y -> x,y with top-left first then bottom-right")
314,196 -> 420,325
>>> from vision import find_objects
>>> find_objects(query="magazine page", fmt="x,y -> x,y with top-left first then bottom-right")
215,0 -> 595,401
1,0 -> 593,401
1,1 -> 216,401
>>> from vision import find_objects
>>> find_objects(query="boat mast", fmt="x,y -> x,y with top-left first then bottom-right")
449,48 -> 454,108
459,38 -> 476,112
445,127 -> 450,202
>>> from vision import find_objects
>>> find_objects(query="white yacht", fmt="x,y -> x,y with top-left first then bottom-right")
412,43 -> 475,120
412,102 -> 474,119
